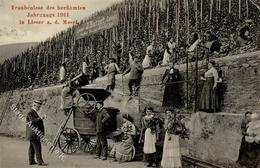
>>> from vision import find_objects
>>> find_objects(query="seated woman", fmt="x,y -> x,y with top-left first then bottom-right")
121,114 -> 137,136
110,130 -> 135,162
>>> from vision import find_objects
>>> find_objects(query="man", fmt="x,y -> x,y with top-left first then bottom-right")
26,100 -> 47,166
123,56 -> 144,96
104,58 -> 121,91
205,31 -> 221,53
90,61 -> 100,83
95,102 -> 111,160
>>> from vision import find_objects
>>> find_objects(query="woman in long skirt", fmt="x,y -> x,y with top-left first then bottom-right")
142,42 -> 154,69
139,107 -> 159,167
110,131 -> 135,162
161,62 -> 183,109
237,112 -> 258,168
161,109 -> 182,168
162,38 -> 176,66
199,60 -> 219,112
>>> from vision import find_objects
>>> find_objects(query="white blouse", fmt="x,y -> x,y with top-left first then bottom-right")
167,41 -> 176,53
82,62 -> 88,74
205,67 -> 219,80
146,45 -> 154,55
59,66 -> 66,82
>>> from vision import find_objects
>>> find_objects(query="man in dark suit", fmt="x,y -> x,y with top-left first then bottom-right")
26,100 -> 47,166
94,102 -> 111,160
123,57 -> 144,96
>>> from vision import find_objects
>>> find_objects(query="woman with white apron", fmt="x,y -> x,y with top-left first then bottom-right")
142,42 -> 154,69
162,38 -> 176,66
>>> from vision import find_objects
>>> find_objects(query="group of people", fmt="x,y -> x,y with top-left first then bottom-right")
139,107 -> 188,168
104,106 -> 188,168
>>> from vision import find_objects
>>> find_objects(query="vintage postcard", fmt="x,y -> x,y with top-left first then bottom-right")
0,0 -> 260,167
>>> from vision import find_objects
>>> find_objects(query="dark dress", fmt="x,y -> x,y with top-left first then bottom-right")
199,68 -> 219,112
238,118 -> 260,168
162,68 -> 183,108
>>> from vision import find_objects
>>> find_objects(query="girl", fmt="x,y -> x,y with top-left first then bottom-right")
139,107 -> 160,167
161,109 -> 184,168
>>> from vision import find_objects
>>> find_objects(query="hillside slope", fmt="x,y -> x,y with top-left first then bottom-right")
0,42 -> 38,63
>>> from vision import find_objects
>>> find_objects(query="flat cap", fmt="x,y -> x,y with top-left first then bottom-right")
33,100 -> 42,105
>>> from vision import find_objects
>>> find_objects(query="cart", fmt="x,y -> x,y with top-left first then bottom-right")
49,87 -> 119,154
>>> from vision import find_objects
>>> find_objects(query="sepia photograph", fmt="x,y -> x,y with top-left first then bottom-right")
0,0 -> 260,167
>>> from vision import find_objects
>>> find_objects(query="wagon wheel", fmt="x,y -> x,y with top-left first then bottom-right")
80,137 -> 96,153
58,128 -> 81,154
76,93 -> 97,115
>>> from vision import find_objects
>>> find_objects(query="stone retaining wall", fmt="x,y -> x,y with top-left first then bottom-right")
0,51 -> 260,165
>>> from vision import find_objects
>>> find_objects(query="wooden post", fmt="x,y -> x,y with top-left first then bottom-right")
185,0 -> 190,42
62,44 -> 65,62
185,0 -> 190,111
195,0 -> 198,28
239,0 -> 241,19
127,20 -> 130,50
156,0 -> 159,34
37,54 -> 40,71
246,0 -> 249,19
194,0 -> 199,112
210,0 -> 213,20
138,0 -> 141,28
148,0 -> 151,40
176,0 -> 180,45
229,0 -> 231,14
257,23 -> 260,50
46,43 -> 49,73
219,0 -> 221,12
166,0 -> 169,37
200,0 -> 203,20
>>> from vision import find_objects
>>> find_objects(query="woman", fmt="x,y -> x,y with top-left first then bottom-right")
104,58 -> 121,91
161,109 -> 183,168
142,41 -> 154,69
129,47 -> 135,65
162,38 -> 176,66
121,114 -> 137,136
199,60 -> 219,112
139,107 -> 160,167
237,112 -> 258,168
161,62 -> 183,109
59,59 -> 68,83
110,128 -> 135,162
239,113 -> 260,168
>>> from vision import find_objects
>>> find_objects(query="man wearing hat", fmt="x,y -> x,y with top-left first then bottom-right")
123,56 -> 144,96
26,100 -> 47,166
95,102 -> 111,160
